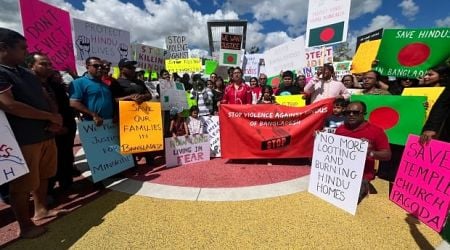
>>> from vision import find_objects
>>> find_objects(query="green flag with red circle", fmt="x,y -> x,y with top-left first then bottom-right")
374,28 -> 450,78
350,95 -> 426,145
308,22 -> 345,47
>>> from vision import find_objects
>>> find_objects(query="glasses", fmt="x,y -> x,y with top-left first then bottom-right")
233,71 -> 242,74
89,64 -> 102,68
343,110 -> 364,116
259,77 -> 267,80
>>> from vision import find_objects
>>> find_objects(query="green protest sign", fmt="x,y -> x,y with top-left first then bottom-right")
374,28 -> 450,78
205,60 -> 218,75
350,95 -> 426,145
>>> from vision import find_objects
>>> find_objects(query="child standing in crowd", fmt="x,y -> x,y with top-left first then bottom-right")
258,85 -> 276,104
186,106 -> 204,135
324,98 -> 348,133
169,108 -> 188,137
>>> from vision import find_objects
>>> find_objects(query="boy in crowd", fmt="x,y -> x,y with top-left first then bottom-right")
324,98 -> 348,133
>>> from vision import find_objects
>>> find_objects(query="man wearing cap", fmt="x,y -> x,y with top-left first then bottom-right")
114,58 -> 151,103
69,56 -> 114,126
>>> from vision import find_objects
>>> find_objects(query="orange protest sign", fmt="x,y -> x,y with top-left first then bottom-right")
119,101 -> 163,154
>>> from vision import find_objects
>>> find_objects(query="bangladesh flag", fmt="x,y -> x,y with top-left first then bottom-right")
374,28 -> 450,78
219,49 -> 242,66
223,53 -> 237,64
308,22 -> 344,47
350,95 -> 426,145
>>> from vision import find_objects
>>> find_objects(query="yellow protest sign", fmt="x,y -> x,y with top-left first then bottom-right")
402,87 -> 444,118
112,66 -> 120,79
119,101 -> 164,154
351,39 -> 381,74
165,58 -> 202,74
275,95 -> 306,107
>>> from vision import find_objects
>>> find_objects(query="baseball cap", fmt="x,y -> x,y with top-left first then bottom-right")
118,58 -> 137,68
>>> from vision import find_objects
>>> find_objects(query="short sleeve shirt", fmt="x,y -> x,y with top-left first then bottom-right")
0,65 -> 54,145
69,74 -> 114,119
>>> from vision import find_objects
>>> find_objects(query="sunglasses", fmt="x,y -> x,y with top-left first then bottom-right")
343,110 -> 364,116
89,64 -> 102,68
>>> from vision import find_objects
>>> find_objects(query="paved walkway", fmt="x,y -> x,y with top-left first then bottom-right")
1,148 -> 448,249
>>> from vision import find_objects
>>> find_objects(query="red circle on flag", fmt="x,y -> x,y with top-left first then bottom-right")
226,55 -> 235,63
320,28 -> 335,42
271,77 -> 280,88
397,43 -> 431,67
368,107 -> 399,130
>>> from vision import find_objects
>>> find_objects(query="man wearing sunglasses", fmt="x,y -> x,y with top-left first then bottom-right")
69,57 -> 114,126
335,101 -> 391,202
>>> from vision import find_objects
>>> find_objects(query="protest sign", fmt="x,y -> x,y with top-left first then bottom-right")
390,135 -> 450,232
202,116 -> 221,157
264,36 -> 306,77
242,54 -> 263,78
305,47 -> 333,67
119,101 -> 163,154
0,111 -> 29,185
355,29 -> 383,52
77,120 -> 134,182
351,40 -> 381,74
219,49 -> 244,67
166,35 -> 188,59
221,33 -> 242,50
159,79 -> 188,111
165,58 -> 202,74
275,95 -> 306,107
19,0 -> 76,72
133,44 -> 167,72
308,132 -> 367,215
351,95 -> 426,145
72,18 -> 130,74
333,61 -> 352,81
219,98 -> 334,159
306,0 -> 351,47
165,134 -> 210,167
205,60 -> 219,75
374,28 -> 450,78
402,87 -> 445,118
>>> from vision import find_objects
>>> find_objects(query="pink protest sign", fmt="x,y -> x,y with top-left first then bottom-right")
19,0 -> 76,72
390,134 -> 450,232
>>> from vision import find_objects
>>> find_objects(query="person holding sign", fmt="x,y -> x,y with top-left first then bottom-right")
304,63 -> 350,103
0,28 -> 63,238
335,101 -> 391,201
69,57 -> 114,126
113,58 -> 151,103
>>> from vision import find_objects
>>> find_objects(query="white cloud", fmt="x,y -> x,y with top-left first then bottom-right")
0,0 -> 23,33
349,0 -> 382,19
262,32 -> 293,51
435,16 -> 450,27
398,0 -> 419,20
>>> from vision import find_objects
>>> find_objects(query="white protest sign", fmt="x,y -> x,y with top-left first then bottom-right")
308,132 -> 367,215
72,18 -> 131,74
305,0 -> 351,47
0,111 -> 29,185
134,44 -> 167,72
264,36 -> 306,77
305,46 -> 333,67
159,79 -> 188,111
166,35 -> 188,59
202,116 -> 221,158
165,134 -> 210,167
242,54 -> 263,78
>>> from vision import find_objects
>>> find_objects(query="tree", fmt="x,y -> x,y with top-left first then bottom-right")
333,42 -> 352,62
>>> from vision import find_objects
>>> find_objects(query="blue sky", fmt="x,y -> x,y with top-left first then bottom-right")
1,0 -> 449,55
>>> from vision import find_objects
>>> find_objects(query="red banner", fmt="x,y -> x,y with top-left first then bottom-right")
219,98 -> 334,159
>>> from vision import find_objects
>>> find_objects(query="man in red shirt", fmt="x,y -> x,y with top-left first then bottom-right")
221,67 -> 252,105
335,101 -> 391,201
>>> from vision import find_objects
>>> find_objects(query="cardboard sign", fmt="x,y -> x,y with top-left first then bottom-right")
119,101 -> 163,154
275,95 -> 306,107
306,0 -> 351,47
133,44 -> 167,72
77,120 -> 134,182
166,35 -> 188,59
221,33 -> 242,50
72,18 -> 130,74
242,54 -> 263,78
305,47 -> 333,67
351,40 -> 381,74
165,58 -> 202,74
219,98 -> 334,159
159,79 -> 188,111
202,116 -> 221,157
165,134 -> 210,167
390,135 -> 450,232
355,29 -> 383,52
19,0 -> 76,72
0,111 -> 29,185
264,36 -> 306,77
308,132 -> 368,215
